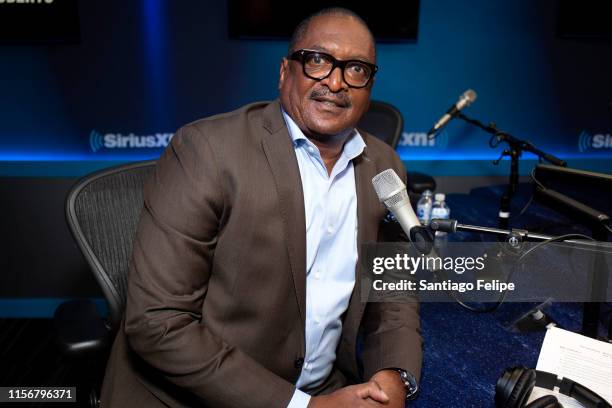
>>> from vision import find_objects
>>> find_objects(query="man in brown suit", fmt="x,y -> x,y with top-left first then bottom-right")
101,8 -> 421,408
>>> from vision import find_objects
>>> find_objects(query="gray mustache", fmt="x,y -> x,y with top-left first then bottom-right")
310,88 -> 351,107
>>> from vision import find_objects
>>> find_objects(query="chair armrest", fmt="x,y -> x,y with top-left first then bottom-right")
54,299 -> 110,357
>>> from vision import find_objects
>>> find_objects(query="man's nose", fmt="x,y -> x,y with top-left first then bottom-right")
322,66 -> 348,92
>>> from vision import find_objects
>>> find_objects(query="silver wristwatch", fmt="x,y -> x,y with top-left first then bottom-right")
387,368 -> 419,400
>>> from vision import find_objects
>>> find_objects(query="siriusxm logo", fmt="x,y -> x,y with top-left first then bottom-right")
89,130 -> 173,152
399,129 -> 448,149
578,131 -> 612,152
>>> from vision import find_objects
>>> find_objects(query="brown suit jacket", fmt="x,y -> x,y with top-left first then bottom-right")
101,100 -> 422,407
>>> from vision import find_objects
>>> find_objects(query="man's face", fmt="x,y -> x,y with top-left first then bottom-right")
279,15 -> 376,138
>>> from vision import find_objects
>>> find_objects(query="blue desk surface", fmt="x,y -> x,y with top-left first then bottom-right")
411,185 -> 610,407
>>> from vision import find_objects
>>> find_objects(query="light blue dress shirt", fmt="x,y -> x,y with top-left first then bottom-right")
282,110 -> 366,408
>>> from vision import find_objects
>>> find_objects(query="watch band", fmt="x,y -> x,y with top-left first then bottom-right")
384,367 -> 419,401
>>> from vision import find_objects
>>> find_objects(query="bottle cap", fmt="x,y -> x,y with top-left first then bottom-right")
423,189 -> 433,196
435,193 -> 445,202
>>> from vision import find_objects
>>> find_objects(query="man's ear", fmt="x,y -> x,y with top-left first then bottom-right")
278,57 -> 289,90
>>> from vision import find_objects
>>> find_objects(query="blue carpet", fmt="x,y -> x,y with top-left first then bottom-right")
414,302 -> 584,407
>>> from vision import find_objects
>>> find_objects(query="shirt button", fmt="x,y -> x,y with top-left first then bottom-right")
303,362 -> 310,369
327,226 -> 334,235
314,317 -> 320,324
314,272 -> 321,280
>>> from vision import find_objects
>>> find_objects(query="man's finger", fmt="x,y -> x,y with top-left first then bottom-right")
355,381 -> 389,403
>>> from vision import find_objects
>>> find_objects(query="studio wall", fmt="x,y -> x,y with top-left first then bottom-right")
0,0 -> 611,176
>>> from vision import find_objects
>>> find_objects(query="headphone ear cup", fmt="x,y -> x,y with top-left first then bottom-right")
524,395 -> 562,408
496,367 -> 537,408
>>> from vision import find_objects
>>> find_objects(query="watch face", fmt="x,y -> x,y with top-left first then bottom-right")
401,371 -> 419,400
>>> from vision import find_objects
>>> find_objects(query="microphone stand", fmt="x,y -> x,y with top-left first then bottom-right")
429,218 -> 610,339
454,113 -> 567,230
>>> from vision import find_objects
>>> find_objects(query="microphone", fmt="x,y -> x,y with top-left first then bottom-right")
372,169 -> 434,255
427,89 -> 477,137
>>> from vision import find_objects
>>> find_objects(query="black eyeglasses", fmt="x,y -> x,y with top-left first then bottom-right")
288,49 -> 378,88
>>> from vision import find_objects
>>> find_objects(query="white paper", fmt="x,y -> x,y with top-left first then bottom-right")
526,326 -> 612,407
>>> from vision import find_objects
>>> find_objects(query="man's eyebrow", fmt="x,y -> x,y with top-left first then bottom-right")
309,44 -> 374,63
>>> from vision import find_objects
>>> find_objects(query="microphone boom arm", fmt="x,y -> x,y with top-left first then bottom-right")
428,218 -> 606,249
455,112 -> 566,167
453,112 -> 566,231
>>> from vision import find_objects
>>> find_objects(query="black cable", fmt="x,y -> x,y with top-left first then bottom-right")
515,168 -> 542,218
530,167 -> 545,190
517,194 -> 534,218
445,233 -> 595,313
489,131 -> 508,149
516,233 -> 594,264
489,134 -> 499,148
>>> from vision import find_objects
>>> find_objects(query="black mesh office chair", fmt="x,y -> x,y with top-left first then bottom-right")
57,160 -> 156,341
358,100 -> 436,193
55,160 -> 156,407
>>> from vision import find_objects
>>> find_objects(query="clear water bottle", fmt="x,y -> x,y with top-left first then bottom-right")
416,190 -> 434,225
431,193 -> 451,244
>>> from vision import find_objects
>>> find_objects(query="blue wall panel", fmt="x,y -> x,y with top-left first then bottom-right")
0,0 -> 611,175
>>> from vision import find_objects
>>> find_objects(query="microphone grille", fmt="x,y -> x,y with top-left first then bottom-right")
462,89 -> 477,104
372,169 -> 406,202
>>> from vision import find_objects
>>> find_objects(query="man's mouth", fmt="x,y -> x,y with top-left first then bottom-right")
311,96 -> 349,108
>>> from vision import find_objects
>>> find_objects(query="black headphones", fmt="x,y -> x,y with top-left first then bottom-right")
495,366 -> 611,408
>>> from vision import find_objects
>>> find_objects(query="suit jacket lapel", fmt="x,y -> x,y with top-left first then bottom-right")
260,101 -> 307,326
345,141 -> 381,335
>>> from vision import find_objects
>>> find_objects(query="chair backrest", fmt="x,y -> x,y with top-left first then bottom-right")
357,100 -> 404,149
65,160 -> 156,329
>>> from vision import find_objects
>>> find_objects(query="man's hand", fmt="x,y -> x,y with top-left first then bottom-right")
307,381 -> 390,408
368,370 -> 407,408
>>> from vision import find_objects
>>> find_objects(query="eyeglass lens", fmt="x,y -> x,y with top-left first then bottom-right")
303,53 -> 372,86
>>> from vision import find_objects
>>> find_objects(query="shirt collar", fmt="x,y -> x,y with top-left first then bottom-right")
281,108 -> 366,161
